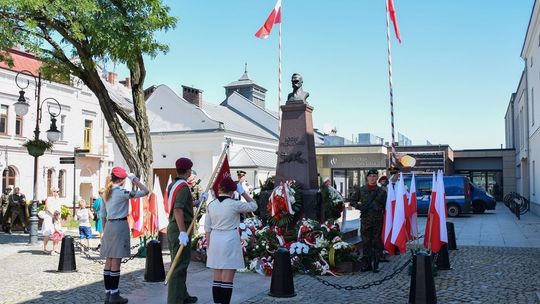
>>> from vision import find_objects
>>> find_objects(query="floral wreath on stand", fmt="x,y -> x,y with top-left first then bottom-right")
266,180 -> 302,227
320,179 -> 345,223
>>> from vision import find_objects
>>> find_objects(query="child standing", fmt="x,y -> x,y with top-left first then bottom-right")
50,211 -> 65,255
76,199 -> 94,249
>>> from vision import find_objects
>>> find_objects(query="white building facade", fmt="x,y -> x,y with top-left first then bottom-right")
0,50 -> 115,208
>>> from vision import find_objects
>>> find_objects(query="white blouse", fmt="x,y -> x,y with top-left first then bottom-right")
204,197 -> 257,232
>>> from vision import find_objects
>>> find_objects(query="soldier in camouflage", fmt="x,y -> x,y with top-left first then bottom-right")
352,169 -> 387,272
1,187 -> 11,233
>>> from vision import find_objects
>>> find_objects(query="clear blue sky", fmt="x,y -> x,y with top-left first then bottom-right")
117,0 -> 534,149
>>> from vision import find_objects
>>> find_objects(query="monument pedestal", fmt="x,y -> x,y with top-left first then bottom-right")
275,102 -> 322,222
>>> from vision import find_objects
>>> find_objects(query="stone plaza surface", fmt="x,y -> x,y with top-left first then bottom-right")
0,203 -> 538,304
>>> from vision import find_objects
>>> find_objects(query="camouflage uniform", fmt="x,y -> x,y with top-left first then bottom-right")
7,192 -> 27,233
0,189 -> 11,232
353,185 -> 386,270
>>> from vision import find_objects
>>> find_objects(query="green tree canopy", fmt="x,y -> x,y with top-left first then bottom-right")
0,0 -> 177,184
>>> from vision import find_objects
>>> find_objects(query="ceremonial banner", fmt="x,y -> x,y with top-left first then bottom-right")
255,0 -> 282,39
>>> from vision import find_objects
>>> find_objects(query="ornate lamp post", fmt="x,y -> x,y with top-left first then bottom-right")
14,70 -> 62,244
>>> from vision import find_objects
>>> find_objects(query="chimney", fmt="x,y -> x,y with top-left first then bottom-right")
119,77 -> 131,88
107,72 -> 117,84
182,85 -> 203,107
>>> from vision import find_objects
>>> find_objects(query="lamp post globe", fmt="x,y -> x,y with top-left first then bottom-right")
14,96 -> 30,116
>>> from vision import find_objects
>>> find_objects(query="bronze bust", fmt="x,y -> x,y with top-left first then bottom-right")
287,73 -> 309,103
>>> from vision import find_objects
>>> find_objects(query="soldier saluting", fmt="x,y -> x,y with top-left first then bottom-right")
351,169 -> 387,273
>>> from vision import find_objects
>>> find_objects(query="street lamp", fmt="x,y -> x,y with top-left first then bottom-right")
15,70 -> 62,245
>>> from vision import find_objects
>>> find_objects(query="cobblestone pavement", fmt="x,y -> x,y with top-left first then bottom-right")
242,246 -> 540,304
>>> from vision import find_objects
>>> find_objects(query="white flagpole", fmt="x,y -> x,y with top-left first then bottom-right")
278,4 -> 282,135
385,0 -> 397,168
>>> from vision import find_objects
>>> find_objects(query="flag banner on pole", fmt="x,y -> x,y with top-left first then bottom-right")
424,172 -> 437,249
153,175 -> 169,232
406,173 -> 418,239
424,171 -> 448,252
387,0 -> 401,43
164,174 -> 172,214
212,155 -> 231,197
131,196 -> 144,238
391,173 -> 407,254
255,0 -> 282,39
382,179 -> 396,255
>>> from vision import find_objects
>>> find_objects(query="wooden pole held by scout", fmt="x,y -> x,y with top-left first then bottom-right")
165,141 -> 230,285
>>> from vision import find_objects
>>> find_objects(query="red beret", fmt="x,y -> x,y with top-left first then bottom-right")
111,166 -> 128,179
220,177 -> 237,193
176,157 -> 193,170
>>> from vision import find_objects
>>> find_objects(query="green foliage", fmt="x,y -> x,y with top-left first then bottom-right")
60,205 -> 71,220
22,138 -> 53,151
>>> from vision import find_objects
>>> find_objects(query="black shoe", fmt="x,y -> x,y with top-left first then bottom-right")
360,265 -> 373,272
372,260 -> 380,273
24,229 -> 29,234
184,295 -> 198,303
108,292 -> 128,304
7,229 -> 12,234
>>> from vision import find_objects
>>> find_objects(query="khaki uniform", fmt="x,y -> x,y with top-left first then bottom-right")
353,185 -> 386,268
0,192 -> 10,230
167,178 -> 194,304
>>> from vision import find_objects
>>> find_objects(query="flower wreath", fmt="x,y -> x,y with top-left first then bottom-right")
321,182 -> 345,222
266,180 -> 302,227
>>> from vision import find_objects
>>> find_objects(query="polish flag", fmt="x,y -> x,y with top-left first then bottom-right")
163,174 -> 172,214
424,172 -> 437,249
382,179 -> 396,255
387,0 -> 402,43
425,171 -> 448,252
406,173 -> 418,239
131,196 -> 144,237
255,0 -> 282,39
153,175 -> 169,233
391,173 -> 407,254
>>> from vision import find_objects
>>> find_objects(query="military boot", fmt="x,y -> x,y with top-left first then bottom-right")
360,257 -> 372,272
108,292 -> 128,304
372,258 -> 380,273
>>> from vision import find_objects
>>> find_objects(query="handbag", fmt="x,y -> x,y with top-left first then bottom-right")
92,209 -> 98,221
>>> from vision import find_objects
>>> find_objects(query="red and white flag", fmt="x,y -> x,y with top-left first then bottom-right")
387,0 -> 401,43
406,173 -> 418,239
424,171 -> 448,252
163,174 -> 172,214
391,173 -> 407,254
153,175 -> 169,232
424,172 -> 437,249
255,0 -> 282,39
131,196 -> 144,237
382,179 -> 396,255
212,155 -> 231,197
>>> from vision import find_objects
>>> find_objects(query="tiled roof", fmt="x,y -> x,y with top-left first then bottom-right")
0,49 -> 42,75
230,148 -> 277,168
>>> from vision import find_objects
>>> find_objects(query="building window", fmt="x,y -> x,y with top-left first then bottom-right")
2,166 -> 16,191
58,170 -> 66,198
60,115 -> 66,141
0,105 -> 8,134
83,120 -> 92,150
15,115 -> 23,137
47,169 -> 55,197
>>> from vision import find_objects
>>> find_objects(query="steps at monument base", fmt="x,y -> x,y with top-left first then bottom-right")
341,225 -> 359,240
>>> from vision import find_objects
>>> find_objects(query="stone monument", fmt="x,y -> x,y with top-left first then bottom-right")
275,73 -> 322,221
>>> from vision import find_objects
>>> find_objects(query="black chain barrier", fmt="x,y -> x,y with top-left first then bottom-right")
74,241 -> 143,265
299,256 -> 412,291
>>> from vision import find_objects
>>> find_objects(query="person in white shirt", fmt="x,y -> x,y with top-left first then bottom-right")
76,199 -> 94,249
205,177 -> 257,304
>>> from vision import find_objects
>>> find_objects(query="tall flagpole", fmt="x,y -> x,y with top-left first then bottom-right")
278,3 -> 282,134
385,0 -> 397,168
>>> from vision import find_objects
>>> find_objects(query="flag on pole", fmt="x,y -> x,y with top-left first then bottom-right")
424,171 -> 448,252
387,0 -> 401,43
382,179 -> 396,255
164,174 -> 172,214
391,173 -> 407,254
255,0 -> 282,39
212,155 -> 231,197
406,173 -> 418,239
131,196 -> 144,237
153,175 -> 169,232
424,172 -> 437,249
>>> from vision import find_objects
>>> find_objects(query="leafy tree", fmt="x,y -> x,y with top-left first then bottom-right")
0,0 -> 177,185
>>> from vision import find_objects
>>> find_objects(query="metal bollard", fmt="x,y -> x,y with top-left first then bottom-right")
144,239 -> 165,282
446,222 -> 457,250
268,247 -> 296,298
58,236 -> 77,272
435,244 -> 451,270
409,252 -> 437,304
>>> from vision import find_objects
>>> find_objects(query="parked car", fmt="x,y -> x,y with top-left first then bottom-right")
404,175 -> 473,217
470,184 -> 496,214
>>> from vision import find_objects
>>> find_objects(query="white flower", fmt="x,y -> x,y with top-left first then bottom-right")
302,246 -> 309,254
239,223 -> 246,230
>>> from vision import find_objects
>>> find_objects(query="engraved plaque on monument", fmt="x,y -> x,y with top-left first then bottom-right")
275,73 -> 322,220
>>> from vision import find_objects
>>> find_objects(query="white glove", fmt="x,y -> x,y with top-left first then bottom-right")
178,231 -> 189,246
127,173 -> 137,181
201,192 -> 209,201
236,183 -> 245,195
192,199 -> 201,207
